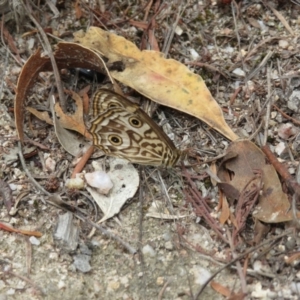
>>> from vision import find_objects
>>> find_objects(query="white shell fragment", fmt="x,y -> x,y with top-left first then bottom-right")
85,170 -> 113,195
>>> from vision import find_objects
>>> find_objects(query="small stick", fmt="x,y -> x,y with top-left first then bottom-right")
261,145 -> 300,197
71,145 -> 95,178
195,229 -> 294,299
22,0 -> 66,110
18,142 -> 50,199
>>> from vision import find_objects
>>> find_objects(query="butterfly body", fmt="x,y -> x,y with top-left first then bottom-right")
89,89 -> 181,167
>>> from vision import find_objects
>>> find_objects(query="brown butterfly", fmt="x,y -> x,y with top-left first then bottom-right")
89,89 -> 181,167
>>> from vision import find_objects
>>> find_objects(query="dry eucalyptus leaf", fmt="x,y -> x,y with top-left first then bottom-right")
53,91 -> 88,138
50,95 -> 91,157
86,157 -> 139,223
26,107 -> 53,125
73,27 -> 238,141
218,140 -> 292,223
219,194 -> 230,225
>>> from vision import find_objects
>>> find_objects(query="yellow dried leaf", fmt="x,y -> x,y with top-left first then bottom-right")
74,27 -> 238,141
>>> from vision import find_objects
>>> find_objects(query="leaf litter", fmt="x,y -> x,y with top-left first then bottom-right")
1,0 -> 300,299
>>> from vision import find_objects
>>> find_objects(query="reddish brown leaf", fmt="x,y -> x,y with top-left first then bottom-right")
210,280 -> 231,297
217,140 -> 293,223
15,43 -> 107,142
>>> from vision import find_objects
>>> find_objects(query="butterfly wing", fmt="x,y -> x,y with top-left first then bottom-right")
90,89 -> 181,167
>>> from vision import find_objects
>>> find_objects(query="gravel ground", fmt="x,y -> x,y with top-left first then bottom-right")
1,1 -> 300,299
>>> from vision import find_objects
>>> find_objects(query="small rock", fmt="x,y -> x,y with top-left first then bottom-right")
286,237 -> 296,250
6,289 -> 15,295
287,90 -> 300,112
107,281 -> 120,291
45,156 -> 56,172
29,236 -> 40,246
192,266 -> 211,285
73,254 -> 91,273
278,123 -> 297,139
79,243 -> 92,256
232,68 -> 245,77
290,282 -> 300,294
156,277 -> 164,286
57,280 -> 66,289
189,48 -> 199,60
164,241 -> 174,250
175,25 -> 183,35
278,40 -> 289,49
274,142 -> 285,156
54,212 -> 79,252
49,252 -> 58,260
142,244 -> 156,257
162,232 -> 171,241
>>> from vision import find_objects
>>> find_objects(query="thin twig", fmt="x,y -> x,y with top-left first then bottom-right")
227,230 -> 247,294
248,120 -> 264,141
263,65 -> 272,146
246,51 -> 274,82
71,145 -> 95,178
195,229 -> 294,299
162,0 -> 185,56
25,238 -> 32,275
243,37 -> 279,63
85,219 -> 137,254
263,1 -> 294,36
261,144 -> 300,197
22,0 -> 66,110
231,1 -> 241,62
157,170 -> 176,215
158,280 -> 170,300
18,142 -> 51,199
272,104 -> 300,126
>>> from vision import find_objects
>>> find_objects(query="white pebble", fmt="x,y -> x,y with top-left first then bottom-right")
189,48 -> 200,60
142,244 -> 156,257
85,171 -> 113,195
291,282 -> 300,294
191,266 -> 211,285
232,68 -> 245,77
29,236 -> 40,246
45,156 -> 56,172
175,25 -> 183,35
278,40 -> 289,49
274,142 -> 285,156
